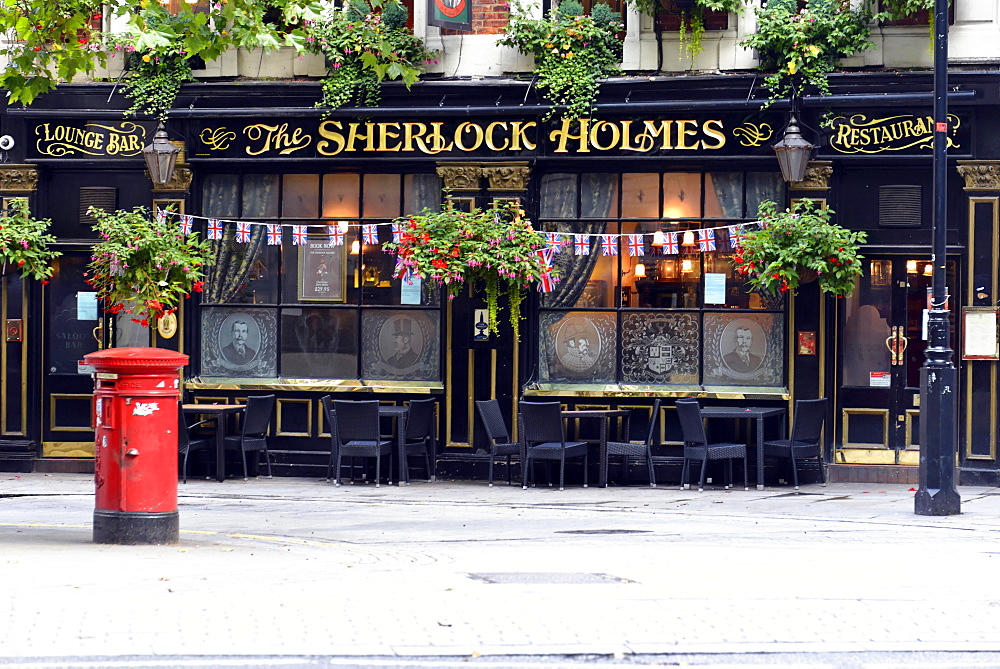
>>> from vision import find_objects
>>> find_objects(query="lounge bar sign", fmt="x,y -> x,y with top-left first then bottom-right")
827,112 -> 966,155
30,121 -> 150,158
189,116 -> 783,159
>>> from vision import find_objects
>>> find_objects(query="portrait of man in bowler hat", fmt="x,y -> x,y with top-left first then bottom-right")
386,317 -> 420,369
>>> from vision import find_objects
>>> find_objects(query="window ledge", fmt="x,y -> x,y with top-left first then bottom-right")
524,384 -> 789,400
186,377 -> 444,393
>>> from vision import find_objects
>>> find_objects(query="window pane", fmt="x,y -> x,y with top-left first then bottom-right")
704,252 -> 771,310
203,174 -> 240,218
280,307 -> 358,379
704,173 -> 743,218
363,174 -> 401,218
360,309 -> 442,381
538,311 -> 618,383
621,173 -> 659,218
242,174 -> 280,218
621,221 -> 701,309
540,173 -> 578,218
323,173 -> 360,218
581,173 -> 618,218
841,273 -> 892,387
620,311 -> 700,385
404,173 -> 443,215
282,174 -> 319,218
203,228 -> 279,305
538,222 -> 616,308
745,172 -> 784,219
361,224 -> 441,307
662,173 -> 701,219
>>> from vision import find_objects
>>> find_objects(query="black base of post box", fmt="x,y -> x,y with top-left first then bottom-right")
93,509 -> 179,545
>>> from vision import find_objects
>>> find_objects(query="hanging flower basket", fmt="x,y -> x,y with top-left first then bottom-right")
0,197 -> 61,282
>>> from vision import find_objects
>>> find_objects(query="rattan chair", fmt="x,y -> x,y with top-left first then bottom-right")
762,398 -> 828,490
676,398 -> 748,492
401,398 -> 437,483
518,401 -> 589,491
325,398 -> 393,487
177,401 -> 211,484
475,398 -> 521,487
222,394 -> 275,480
605,399 -> 661,488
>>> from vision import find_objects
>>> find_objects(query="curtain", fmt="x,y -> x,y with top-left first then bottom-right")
541,173 -> 615,308
708,173 -> 744,219
203,174 -> 274,304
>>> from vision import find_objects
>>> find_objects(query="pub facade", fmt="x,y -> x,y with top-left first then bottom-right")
3,59 -> 1000,485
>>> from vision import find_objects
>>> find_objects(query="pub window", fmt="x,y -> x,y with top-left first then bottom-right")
538,171 -> 786,391
198,171 -> 444,383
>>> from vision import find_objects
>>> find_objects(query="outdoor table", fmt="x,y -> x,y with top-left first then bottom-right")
378,405 -> 409,485
181,403 -> 246,482
699,406 -> 786,490
560,409 -> 630,488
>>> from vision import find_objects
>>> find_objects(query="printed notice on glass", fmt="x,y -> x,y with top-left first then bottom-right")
704,273 -> 726,305
962,307 -> 999,360
870,371 -> 891,388
400,275 -> 422,305
77,292 -> 98,321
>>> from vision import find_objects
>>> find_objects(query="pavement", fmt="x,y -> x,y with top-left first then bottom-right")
3,472 -> 1000,667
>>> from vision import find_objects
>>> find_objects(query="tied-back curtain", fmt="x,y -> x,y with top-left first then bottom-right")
203,174 -> 275,304
541,173 -> 615,308
708,173 -> 743,219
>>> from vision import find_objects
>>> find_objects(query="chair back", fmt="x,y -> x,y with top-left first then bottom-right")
790,398 -> 828,444
241,395 -> 275,438
476,399 -> 511,443
675,398 -> 708,446
333,399 -> 381,443
404,398 -> 437,441
642,399 -> 663,446
177,401 -> 191,453
519,401 -> 564,444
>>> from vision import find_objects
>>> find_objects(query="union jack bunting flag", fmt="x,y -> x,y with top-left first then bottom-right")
179,215 -> 193,236
155,208 -> 167,225
207,218 -> 223,240
573,234 -> 590,256
327,225 -> 343,246
538,271 -> 555,293
362,224 -> 378,245
546,232 -> 564,248
627,235 -> 645,257
600,235 -> 618,256
235,221 -> 252,243
663,232 -> 679,255
266,224 -> 282,245
292,225 -> 308,246
728,225 -> 745,248
698,229 -> 717,252
391,222 -> 402,243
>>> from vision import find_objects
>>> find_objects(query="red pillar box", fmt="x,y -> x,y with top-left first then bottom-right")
82,347 -> 189,545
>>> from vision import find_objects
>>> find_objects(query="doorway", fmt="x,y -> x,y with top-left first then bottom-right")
836,256 -> 957,463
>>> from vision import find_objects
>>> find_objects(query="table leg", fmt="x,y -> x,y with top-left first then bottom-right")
598,418 -> 608,488
398,415 -> 408,486
215,418 -> 226,483
756,416 -> 765,491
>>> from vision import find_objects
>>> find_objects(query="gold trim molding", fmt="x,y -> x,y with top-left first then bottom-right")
0,165 -> 39,193
789,161 -> 833,191
151,166 -> 193,194
957,161 -> 1000,191
436,163 -> 483,191
483,162 -> 531,192
436,161 -> 532,192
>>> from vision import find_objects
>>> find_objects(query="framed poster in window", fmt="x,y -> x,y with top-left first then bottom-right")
962,307 -> 999,360
298,234 -> 346,302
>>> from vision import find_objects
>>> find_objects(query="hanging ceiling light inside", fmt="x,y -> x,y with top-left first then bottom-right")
351,240 -> 361,255
681,230 -> 696,247
651,230 -> 666,247
634,263 -> 646,278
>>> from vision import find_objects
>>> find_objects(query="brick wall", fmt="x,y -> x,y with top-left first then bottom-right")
441,0 -> 511,36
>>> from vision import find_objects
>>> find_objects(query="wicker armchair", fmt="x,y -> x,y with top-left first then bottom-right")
475,399 -> 521,487
518,401 -> 589,491
762,398 -> 828,490
676,398 -> 748,492
604,399 -> 661,488
222,395 -> 275,480
402,398 -> 437,483
324,398 -> 393,487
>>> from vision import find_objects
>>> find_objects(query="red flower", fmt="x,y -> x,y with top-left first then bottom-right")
192,281 -> 204,293
16,260 -> 24,266
40,280 -> 49,285
431,258 -> 448,270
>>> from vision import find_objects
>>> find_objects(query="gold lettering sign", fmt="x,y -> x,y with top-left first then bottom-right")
829,113 -> 961,154
34,122 -> 146,157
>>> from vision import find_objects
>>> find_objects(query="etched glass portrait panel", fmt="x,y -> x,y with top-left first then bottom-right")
703,311 -> 784,387
620,312 -> 700,385
361,309 -> 441,381
538,311 -> 618,384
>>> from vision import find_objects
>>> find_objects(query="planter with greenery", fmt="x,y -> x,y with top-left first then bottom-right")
0,198 -> 61,282
383,200 -> 556,337
86,206 -> 213,327
498,0 -> 623,120
735,199 -> 867,297
663,0 -> 745,60
740,0 -> 878,106
303,0 -> 435,112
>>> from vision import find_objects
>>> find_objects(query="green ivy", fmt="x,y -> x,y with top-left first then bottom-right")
498,1 -> 624,120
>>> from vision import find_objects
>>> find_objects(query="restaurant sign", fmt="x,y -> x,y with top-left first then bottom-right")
188,116 -> 783,159
30,121 -> 151,158
826,112 -> 967,155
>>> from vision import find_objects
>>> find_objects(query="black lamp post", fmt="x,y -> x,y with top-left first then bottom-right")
773,114 -> 815,183
142,123 -> 179,187
915,0 -> 960,515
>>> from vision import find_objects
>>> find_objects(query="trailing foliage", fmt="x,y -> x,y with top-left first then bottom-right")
498,1 -> 623,120
668,0 -> 745,61
383,201 -> 556,338
735,200 -> 867,297
0,198 -> 61,282
86,206 -> 213,326
740,0 -> 879,105
0,0 -> 324,106
304,0 -> 435,112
